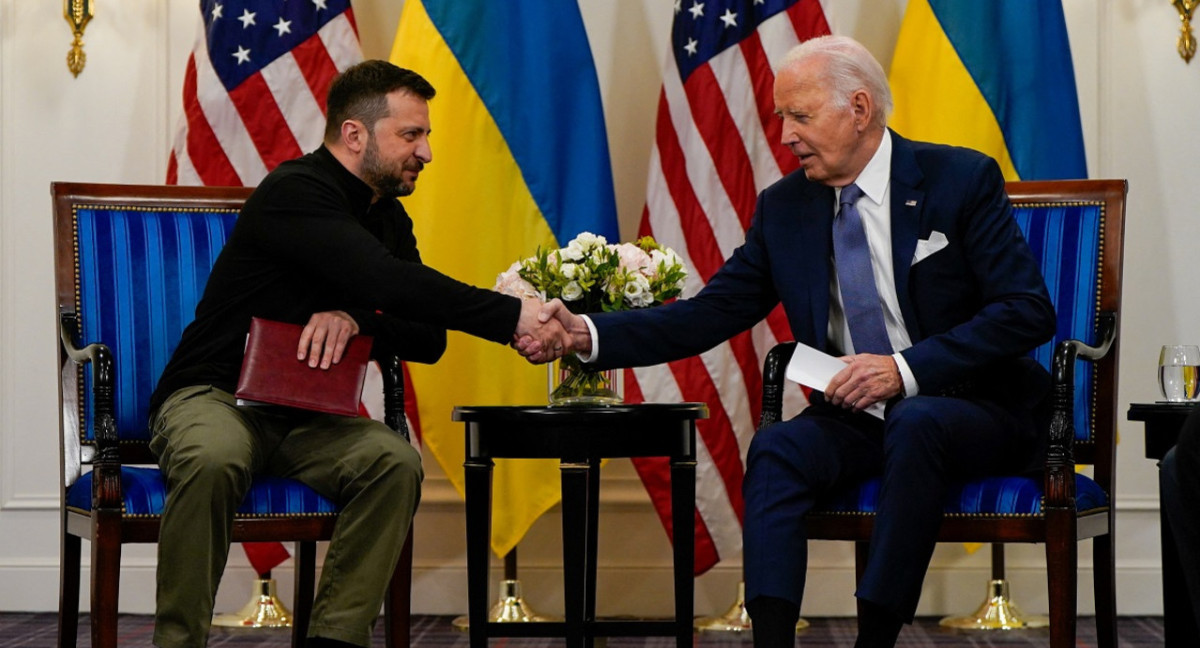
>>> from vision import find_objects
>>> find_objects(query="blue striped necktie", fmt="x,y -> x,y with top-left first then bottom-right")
833,183 -> 893,355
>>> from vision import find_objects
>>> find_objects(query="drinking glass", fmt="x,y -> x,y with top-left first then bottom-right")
1159,345 -> 1200,402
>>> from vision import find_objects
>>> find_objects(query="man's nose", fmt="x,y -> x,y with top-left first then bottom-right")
417,139 -> 432,164
779,124 -> 798,146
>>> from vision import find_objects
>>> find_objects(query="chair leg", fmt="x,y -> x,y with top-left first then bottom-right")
384,530 -> 414,648
58,531 -> 82,648
89,522 -> 122,648
854,541 -> 869,624
292,541 -> 317,648
1093,531 -> 1118,648
1045,521 -> 1078,648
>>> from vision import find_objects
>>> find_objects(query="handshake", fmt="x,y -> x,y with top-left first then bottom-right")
511,298 -> 591,364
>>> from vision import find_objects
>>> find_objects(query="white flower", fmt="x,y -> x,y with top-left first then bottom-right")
561,243 -> 584,262
561,281 -> 584,301
623,273 -> 653,308
650,248 -> 683,273
560,262 -> 578,280
649,249 -> 668,269
668,249 -> 683,268
572,232 -> 607,252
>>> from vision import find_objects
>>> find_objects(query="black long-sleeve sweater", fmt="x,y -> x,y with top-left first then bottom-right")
150,146 -> 520,413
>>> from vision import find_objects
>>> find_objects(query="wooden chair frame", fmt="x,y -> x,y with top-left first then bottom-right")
759,179 -> 1127,648
52,182 -> 413,648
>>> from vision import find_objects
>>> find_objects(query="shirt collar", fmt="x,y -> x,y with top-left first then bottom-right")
846,129 -> 892,206
313,145 -> 376,215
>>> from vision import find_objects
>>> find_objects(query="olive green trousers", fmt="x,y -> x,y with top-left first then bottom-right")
149,386 -> 422,648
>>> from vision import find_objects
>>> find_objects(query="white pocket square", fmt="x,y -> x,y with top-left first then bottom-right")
912,231 -> 949,265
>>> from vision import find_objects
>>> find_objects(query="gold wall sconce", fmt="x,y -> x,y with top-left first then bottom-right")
64,0 -> 94,77
1175,0 -> 1199,62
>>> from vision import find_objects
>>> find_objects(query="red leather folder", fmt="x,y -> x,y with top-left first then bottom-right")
235,317 -> 373,417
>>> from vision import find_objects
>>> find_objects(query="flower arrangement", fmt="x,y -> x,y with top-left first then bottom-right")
495,232 -> 688,404
495,232 -> 688,313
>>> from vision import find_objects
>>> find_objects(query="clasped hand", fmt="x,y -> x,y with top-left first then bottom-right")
824,353 -> 902,412
511,298 -> 592,364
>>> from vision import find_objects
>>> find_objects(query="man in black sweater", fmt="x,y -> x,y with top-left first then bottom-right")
149,61 -> 561,648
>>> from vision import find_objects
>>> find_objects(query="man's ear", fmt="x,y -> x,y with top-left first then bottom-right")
851,89 -> 872,132
340,119 -> 367,153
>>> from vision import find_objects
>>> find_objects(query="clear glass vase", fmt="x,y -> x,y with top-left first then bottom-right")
548,356 -> 623,406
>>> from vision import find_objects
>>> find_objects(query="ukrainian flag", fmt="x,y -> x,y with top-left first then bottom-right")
889,1 -> 1086,558
889,0 -> 1087,180
390,1 -> 618,557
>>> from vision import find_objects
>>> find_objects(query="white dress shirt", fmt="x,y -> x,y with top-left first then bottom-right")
830,130 -> 919,396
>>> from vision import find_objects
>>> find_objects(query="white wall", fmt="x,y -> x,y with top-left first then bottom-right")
0,0 -> 1186,620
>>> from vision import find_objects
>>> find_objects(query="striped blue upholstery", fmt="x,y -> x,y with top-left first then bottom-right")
74,206 -> 238,442
70,203 -> 342,519
817,473 -> 1108,517
1014,202 -> 1103,444
812,199 -> 1109,517
65,468 -> 337,517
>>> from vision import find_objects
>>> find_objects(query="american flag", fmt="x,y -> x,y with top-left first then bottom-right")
167,0 -> 362,186
166,0 -> 424,576
626,0 -> 830,574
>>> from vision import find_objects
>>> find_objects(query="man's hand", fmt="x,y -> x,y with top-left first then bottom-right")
527,298 -> 594,364
825,354 -> 902,412
298,310 -> 360,369
512,298 -> 593,364
511,298 -> 571,363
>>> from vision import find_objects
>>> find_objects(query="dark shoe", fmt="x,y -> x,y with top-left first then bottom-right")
306,638 -> 361,648
746,595 -> 799,648
853,598 -> 904,648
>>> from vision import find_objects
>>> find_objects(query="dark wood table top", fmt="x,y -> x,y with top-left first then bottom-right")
454,403 -> 709,461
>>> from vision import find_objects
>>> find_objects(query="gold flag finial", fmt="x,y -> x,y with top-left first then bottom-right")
1174,0 -> 1199,62
64,0 -> 94,77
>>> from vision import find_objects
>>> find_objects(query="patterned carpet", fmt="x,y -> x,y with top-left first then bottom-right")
0,613 -> 1165,647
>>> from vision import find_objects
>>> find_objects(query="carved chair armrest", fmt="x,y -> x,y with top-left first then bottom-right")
60,310 -> 124,511
1042,311 -> 1117,510
759,342 -> 797,429
60,311 -> 117,449
380,354 -> 411,442
60,311 -> 109,367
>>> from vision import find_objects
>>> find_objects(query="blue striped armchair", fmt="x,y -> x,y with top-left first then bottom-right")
51,182 -> 414,648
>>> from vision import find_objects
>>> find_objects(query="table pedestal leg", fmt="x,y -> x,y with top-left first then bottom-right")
465,457 -> 494,648
671,457 -> 696,647
561,461 -> 590,648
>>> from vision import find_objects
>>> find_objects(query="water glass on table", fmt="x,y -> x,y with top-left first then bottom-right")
1159,344 -> 1200,402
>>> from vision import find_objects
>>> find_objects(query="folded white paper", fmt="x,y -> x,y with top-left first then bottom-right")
784,342 -> 886,420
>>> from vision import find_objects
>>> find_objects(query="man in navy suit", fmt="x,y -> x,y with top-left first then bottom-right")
1160,406 -> 1200,633
530,35 -> 1054,648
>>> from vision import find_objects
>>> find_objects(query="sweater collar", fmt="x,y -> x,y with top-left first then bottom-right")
313,145 -> 376,215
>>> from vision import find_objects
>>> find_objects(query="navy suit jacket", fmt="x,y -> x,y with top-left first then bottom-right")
592,132 -> 1056,410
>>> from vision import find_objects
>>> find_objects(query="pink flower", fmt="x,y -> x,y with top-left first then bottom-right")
613,242 -> 653,276
493,261 -> 542,300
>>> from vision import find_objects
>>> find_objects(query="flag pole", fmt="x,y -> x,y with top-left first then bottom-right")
212,569 -> 293,629
939,544 -> 1048,630
694,580 -> 808,634
452,547 -> 560,630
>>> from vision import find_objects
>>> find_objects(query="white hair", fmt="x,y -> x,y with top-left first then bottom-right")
779,35 -> 892,129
